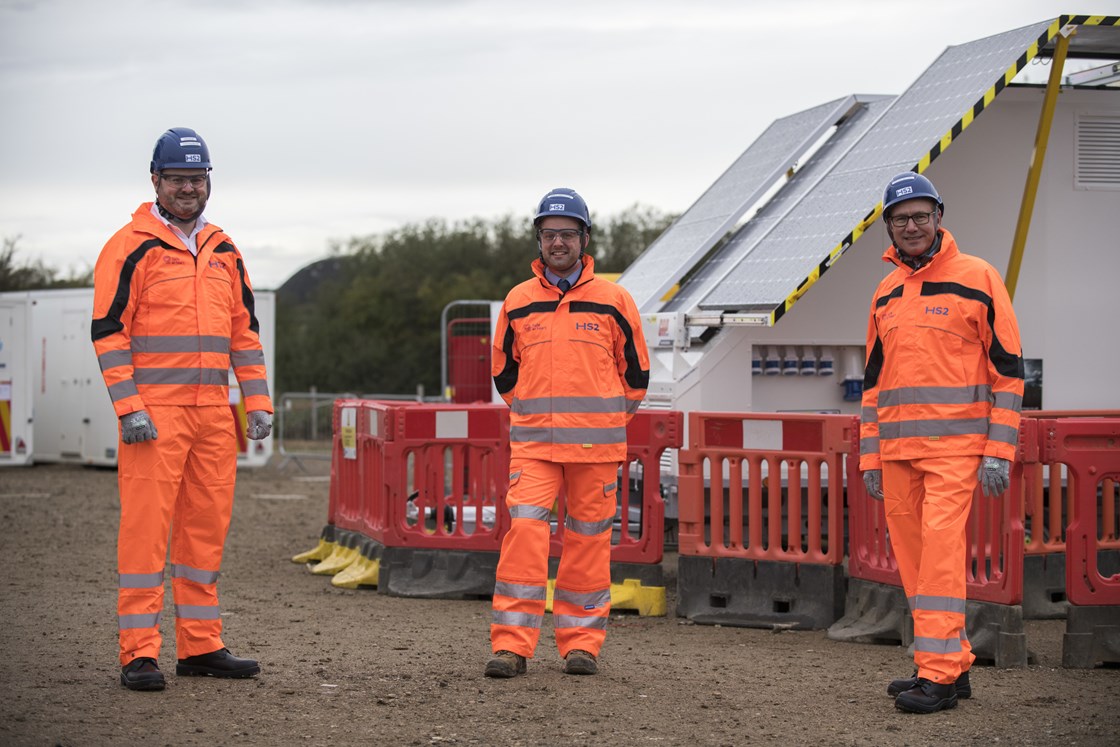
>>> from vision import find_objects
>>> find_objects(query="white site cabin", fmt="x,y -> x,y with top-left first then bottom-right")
0,288 -> 276,468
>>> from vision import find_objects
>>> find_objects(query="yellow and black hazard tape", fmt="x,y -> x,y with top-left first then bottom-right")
769,14 -> 1119,327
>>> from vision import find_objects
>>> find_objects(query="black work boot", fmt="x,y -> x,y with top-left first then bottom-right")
176,648 -> 260,678
888,669 -> 971,699
895,678 -> 958,714
121,657 -> 166,691
562,649 -> 598,675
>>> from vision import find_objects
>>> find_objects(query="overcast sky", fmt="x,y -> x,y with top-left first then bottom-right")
0,0 -> 1113,289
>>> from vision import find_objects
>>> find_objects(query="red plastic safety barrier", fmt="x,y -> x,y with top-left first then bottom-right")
546,410 -> 683,565
678,412 -> 856,564
1037,417 -> 1120,606
328,398 -> 367,532
371,402 -> 512,551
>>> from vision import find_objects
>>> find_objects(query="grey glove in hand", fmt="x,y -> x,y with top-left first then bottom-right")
246,410 -> 272,440
978,456 -> 1011,497
863,469 -> 883,501
120,410 -> 158,444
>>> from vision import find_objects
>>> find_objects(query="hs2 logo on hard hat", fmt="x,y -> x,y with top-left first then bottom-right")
895,186 -> 913,198
185,154 -> 201,162
549,203 -> 566,211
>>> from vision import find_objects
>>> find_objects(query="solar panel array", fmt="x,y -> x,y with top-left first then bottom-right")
617,96 -> 859,312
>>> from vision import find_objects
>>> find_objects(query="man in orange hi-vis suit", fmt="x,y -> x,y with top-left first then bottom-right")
92,128 -> 273,692
860,172 -> 1024,714
485,188 -> 649,678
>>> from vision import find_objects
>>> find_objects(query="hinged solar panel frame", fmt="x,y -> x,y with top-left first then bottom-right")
617,96 -> 861,313
663,94 -> 894,314
694,18 -> 1068,322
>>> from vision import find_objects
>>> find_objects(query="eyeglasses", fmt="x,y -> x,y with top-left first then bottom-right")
537,229 -> 583,244
888,209 -> 937,228
160,174 -> 208,189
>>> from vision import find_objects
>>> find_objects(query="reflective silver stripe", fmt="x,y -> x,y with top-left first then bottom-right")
509,470 -> 522,481
491,609 -> 543,628
511,395 -> 627,415
860,436 -> 879,456
960,629 -> 969,642
878,418 -> 989,440
108,378 -> 139,402
131,335 -> 230,353
119,611 -> 161,630
230,349 -> 265,367
554,588 -> 611,609
565,515 -> 614,535
99,349 -> 133,371
553,614 -> 608,630
988,423 -> 1019,446
861,406 -> 878,424
602,481 -> 617,494
992,391 -> 1023,412
175,604 -> 221,620
877,385 -> 991,408
133,367 -> 229,386
240,378 -> 270,397
493,581 -> 547,601
625,398 -> 641,414
510,426 -> 626,445
119,571 -> 164,589
913,635 -> 963,654
509,505 -> 551,522
909,594 -> 966,614
171,563 -> 220,585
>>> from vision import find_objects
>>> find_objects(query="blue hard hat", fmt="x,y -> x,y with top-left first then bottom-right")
882,172 -> 944,220
534,187 -> 591,229
150,127 -> 211,173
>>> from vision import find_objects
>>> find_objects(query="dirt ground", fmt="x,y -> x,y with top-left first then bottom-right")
1,461 -> 1117,747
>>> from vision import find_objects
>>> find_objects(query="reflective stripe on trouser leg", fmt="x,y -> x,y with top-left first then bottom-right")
117,405 -> 193,665
553,461 -> 618,658
490,458 -> 560,657
170,405 -> 237,658
883,455 -> 979,684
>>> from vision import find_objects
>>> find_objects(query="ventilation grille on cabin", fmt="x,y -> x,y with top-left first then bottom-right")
1076,115 -> 1120,190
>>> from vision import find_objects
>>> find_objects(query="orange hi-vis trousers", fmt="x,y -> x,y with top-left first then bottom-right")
883,454 -> 981,684
116,404 -> 237,666
490,458 -> 618,659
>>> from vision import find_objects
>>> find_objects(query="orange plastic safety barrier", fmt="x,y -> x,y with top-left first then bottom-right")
1019,411 -> 1120,555
546,409 -> 683,565
1036,417 -> 1120,606
678,412 -> 856,564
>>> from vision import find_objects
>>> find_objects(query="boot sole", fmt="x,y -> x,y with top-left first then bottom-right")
895,695 -> 958,714
176,664 -> 260,678
121,676 -> 166,691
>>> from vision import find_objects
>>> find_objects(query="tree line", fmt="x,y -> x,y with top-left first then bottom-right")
275,205 -> 674,395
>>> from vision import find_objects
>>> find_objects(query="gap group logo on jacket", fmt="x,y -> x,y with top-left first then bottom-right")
859,229 -> 1024,469
91,202 -> 271,418
492,254 -> 650,463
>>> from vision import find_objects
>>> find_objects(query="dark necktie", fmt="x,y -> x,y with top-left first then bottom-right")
558,279 -> 570,293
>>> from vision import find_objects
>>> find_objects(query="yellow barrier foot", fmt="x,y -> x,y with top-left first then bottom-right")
291,538 -> 334,564
310,545 -> 359,576
332,556 -> 381,589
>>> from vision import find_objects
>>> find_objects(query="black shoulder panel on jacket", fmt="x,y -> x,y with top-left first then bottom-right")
91,238 -> 167,341
494,300 -> 560,394
569,301 -> 649,390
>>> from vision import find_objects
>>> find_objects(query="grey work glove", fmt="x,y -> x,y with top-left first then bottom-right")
246,410 -> 272,440
978,456 -> 1011,497
863,469 -> 883,501
120,410 -> 158,444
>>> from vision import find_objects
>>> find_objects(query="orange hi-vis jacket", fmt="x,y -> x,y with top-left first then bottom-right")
860,229 -> 1023,470
92,203 -> 272,417
492,254 -> 650,463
